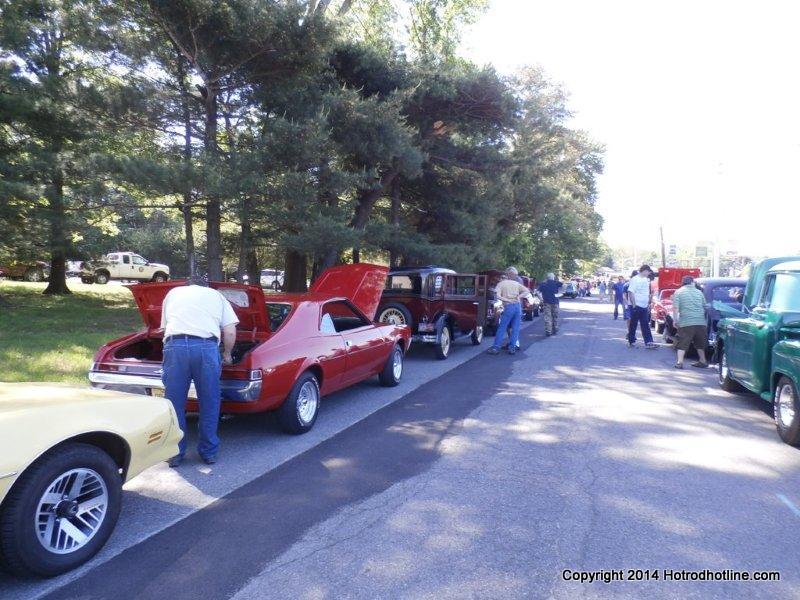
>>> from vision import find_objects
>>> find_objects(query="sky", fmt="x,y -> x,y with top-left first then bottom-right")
465,0 -> 800,257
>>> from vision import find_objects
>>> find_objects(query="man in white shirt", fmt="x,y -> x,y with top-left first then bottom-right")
160,277 -> 239,466
487,267 -> 534,355
626,264 -> 657,348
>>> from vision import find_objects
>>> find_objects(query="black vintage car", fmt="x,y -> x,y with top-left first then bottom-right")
663,277 -> 747,357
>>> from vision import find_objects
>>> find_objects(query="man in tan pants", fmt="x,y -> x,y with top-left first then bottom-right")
538,273 -> 563,336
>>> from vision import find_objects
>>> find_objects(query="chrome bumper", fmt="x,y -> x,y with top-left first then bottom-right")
88,371 -> 262,402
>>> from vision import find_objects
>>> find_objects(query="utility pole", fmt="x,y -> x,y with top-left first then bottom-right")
659,226 -> 667,267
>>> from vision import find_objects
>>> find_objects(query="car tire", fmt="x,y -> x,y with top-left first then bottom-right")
377,303 -> 412,328
152,272 -> 168,283
94,271 -> 109,285
523,312 -> 533,322
533,307 -> 540,317
378,344 -> 403,387
470,326 -> 484,345
656,322 -> 665,334
717,346 -> 744,393
276,372 -> 320,435
435,325 -> 452,360
774,376 -> 800,446
80,277 -> 94,284
0,443 -> 122,578
23,268 -> 44,283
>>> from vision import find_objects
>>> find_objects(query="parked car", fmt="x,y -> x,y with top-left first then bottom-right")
651,288 -> 677,334
376,266 -> 486,359
66,260 -> 83,277
80,252 -> 169,285
651,267 -> 703,338
260,269 -> 284,290
715,257 -> 800,446
0,383 -> 181,577
0,261 -> 50,282
562,281 -> 578,299
88,264 -> 411,435
697,277 -> 747,353
519,276 -> 541,320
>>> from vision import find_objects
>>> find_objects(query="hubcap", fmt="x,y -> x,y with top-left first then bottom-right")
392,349 -> 403,380
380,308 -> 407,326
36,468 -> 108,555
297,380 -> 319,425
777,384 -> 796,428
440,328 -> 451,355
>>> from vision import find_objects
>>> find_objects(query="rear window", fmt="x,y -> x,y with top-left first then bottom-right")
385,275 -> 421,294
266,303 -> 291,331
708,285 -> 744,304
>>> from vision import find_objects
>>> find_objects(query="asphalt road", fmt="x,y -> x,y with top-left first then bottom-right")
6,299 -> 800,599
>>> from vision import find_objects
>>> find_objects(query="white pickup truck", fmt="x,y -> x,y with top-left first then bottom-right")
80,252 -> 170,284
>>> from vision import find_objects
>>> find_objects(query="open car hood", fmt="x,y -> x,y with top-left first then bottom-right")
128,281 -> 269,333
656,268 -> 702,290
310,263 -> 389,321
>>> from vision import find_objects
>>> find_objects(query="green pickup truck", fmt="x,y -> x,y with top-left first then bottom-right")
715,257 -> 800,446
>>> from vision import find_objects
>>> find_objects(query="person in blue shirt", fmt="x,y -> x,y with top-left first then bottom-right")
611,275 -> 626,320
538,273 -> 563,336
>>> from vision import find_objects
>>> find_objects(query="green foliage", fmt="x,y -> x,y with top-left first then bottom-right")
1,0 -> 606,292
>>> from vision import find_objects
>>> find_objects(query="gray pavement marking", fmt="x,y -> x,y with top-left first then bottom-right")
1,321 -> 533,600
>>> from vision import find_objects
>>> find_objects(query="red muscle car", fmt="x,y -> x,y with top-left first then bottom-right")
88,264 -> 411,434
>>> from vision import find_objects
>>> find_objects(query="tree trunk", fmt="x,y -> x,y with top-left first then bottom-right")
203,84 -> 223,281
283,249 -> 308,292
237,198 -> 253,283
246,247 -> 259,287
43,167 -> 71,295
178,61 -> 196,278
389,180 -> 401,267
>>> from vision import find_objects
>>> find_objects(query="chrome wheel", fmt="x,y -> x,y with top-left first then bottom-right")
296,380 -> 319,425
777,384 -> 796,429
440,327 -> 451,356
392,348 -> 403,380
35,468 -> 108,555
380,308 -> 407,326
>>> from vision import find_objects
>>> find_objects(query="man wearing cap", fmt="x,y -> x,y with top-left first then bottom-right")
160,277 -> 239,466
487,267 -> 533,355
538,272 -> 563,336
671,275 -> 709,368
626,265 -> 657,348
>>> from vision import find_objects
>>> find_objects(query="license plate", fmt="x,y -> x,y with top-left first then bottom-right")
150,388 -> 165,398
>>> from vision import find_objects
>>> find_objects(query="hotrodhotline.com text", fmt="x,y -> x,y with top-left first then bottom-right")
562,569 -> 781,584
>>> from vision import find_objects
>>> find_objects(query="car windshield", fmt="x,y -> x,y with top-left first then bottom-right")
266,302 -> 292,331
768,273 -> 800,312
709,284 -> 745,305
385,275 -> 422,294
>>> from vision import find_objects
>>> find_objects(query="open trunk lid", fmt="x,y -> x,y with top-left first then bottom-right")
310,263 -> 389,321
128,281 -> 269,333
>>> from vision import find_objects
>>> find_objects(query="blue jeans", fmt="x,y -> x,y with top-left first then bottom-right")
493,303 -> 522,350
627,306 -> 654,345
613,299 -> 624,319
162,337 -> 222,459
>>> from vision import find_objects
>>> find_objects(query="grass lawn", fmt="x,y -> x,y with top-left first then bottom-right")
0,280 -> 142,383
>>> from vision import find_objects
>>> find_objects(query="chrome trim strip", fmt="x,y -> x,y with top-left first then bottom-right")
0,471 -> 18,479
88,371 -> 261,402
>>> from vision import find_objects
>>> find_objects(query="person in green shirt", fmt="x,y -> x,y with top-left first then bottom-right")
672,275 -> 709,368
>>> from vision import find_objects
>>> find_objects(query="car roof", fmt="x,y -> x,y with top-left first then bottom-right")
389,265 -> 455,275
768,260 -> 800,273
695,277 -> 747,285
